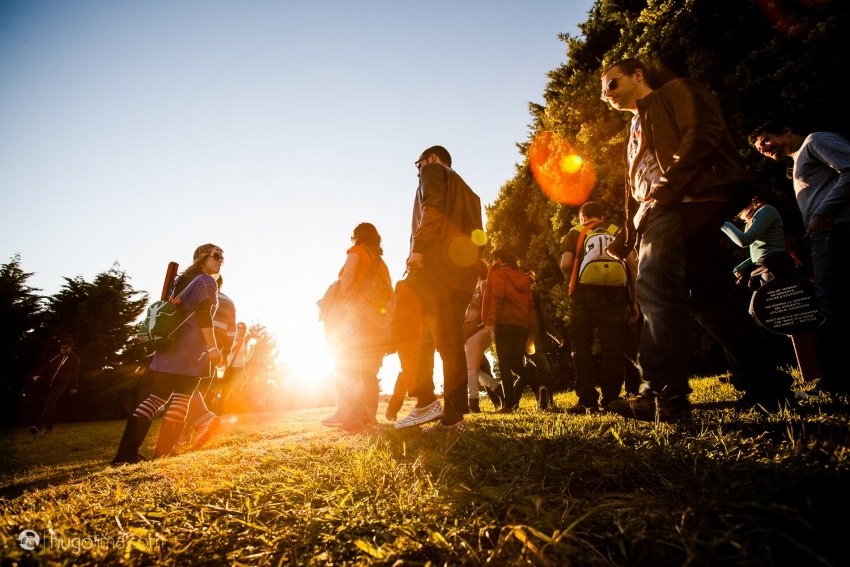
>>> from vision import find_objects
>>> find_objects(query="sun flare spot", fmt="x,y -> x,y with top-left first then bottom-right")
528,131 -> 596,205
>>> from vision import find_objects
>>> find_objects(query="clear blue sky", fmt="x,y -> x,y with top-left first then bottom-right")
0,0 -> 594,392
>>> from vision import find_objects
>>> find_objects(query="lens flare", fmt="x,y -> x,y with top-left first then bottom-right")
528,131 -> 596,205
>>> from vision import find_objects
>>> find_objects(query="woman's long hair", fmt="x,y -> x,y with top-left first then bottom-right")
352,223 -> 383,256
173,243 -> 222,296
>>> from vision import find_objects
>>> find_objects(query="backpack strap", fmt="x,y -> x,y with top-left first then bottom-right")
568,221 -> 601,297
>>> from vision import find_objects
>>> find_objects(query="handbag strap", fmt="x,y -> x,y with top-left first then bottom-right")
568,221 -> 600,296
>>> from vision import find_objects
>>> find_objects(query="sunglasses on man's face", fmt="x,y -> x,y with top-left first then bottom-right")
600,74 -> 627,100
210,252 -> 224,262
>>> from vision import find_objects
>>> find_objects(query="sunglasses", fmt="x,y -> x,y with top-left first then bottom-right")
600,74 -> 627,100
209,252 -> 224,262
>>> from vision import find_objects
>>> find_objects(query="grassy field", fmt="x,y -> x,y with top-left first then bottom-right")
1,375 -> 849,566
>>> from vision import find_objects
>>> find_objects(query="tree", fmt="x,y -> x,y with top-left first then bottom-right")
488,0 -> 844,372
43,264 -> 149,376
0,255 -> 47,425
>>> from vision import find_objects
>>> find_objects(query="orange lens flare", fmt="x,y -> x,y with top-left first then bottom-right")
528,131 -> 596,205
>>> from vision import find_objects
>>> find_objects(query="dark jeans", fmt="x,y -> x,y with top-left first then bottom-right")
569,287 -> 627,407
810,222 -> 850,391
35,379 -> 71,431
495,323 -> 531,408
394,269 -> 473,421
636,202 -> 790,401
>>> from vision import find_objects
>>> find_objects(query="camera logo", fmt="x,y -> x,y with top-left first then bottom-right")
18,529 -> 40,550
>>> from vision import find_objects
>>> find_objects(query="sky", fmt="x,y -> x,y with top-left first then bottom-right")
0,0 -> 594,394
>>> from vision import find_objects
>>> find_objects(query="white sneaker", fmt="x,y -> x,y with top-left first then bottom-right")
394,400 -> 443,429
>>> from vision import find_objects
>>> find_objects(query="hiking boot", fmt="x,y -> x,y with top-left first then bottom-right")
468,398 -> 481,413
191,416 -> 222,450
111,452 -> 149,466
394,400 -> 443,429
565,403 -> 601,415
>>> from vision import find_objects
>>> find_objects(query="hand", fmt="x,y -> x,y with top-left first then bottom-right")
207,347 -> 223,363
809,213 -> 832,233
406,252 -> 424,273
626,302 -> 641,325
69,389 -> 77,395
32,376 -> 39,382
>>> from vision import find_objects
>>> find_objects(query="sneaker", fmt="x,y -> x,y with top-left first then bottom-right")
191,416 -> 222,450
394,400 -> 442,429
29,426 -> 39,435
565,403 -> 601,415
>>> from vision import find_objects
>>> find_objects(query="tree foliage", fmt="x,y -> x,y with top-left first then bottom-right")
488,0 -> 846,371
44,264 -> 150,375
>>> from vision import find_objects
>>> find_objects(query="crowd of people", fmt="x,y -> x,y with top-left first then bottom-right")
29,57 -> 848,455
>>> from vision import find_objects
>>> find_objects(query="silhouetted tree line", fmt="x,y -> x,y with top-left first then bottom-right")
487,0 -> 847,374
0,255 -> 283,426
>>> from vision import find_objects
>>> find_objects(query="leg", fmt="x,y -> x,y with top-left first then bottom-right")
635,204 -> 691,402
569,293 -> 600,408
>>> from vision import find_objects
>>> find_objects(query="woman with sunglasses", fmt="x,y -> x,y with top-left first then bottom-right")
112,243 -> 224,465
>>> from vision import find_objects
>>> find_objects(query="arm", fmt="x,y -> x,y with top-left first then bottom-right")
649,79 -> 732,204
196,298 -> 223,363
559,251 -> 575,276
69,354 -> 80,393
409,164 -> 448,270
339,251 -> 361,294
809,132 -> 850,231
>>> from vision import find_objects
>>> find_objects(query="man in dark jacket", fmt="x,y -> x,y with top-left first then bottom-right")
30,338 -> 80,434
393,145 -> 484,429
600,58 -> 793,422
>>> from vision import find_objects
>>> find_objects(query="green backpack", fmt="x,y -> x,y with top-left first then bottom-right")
138,279 -> 196,350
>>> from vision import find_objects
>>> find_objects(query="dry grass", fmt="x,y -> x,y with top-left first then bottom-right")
1,375 -> 848,566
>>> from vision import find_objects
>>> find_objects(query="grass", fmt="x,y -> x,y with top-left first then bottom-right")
1,374 -> 849,566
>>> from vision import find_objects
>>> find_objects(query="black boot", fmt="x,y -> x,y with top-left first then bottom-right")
468,397 -> 481,413
155,419 -> 188,458
112,415 -> 152,465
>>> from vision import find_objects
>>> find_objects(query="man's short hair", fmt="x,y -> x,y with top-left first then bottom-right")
59,338 -> 73,348
418,145 -> 452,167
492,247 -> 518,269
579,201 -> 604,221
604,58 -> 654,88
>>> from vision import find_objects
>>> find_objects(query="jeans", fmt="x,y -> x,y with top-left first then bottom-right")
495,323 -> 530,408
810,222 -> 850,391
394,269 -> 473,421
569,286 -> 627,407
636,202 -> 789,401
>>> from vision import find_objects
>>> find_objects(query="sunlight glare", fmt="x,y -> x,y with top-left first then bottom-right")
528,131 -> 596,205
